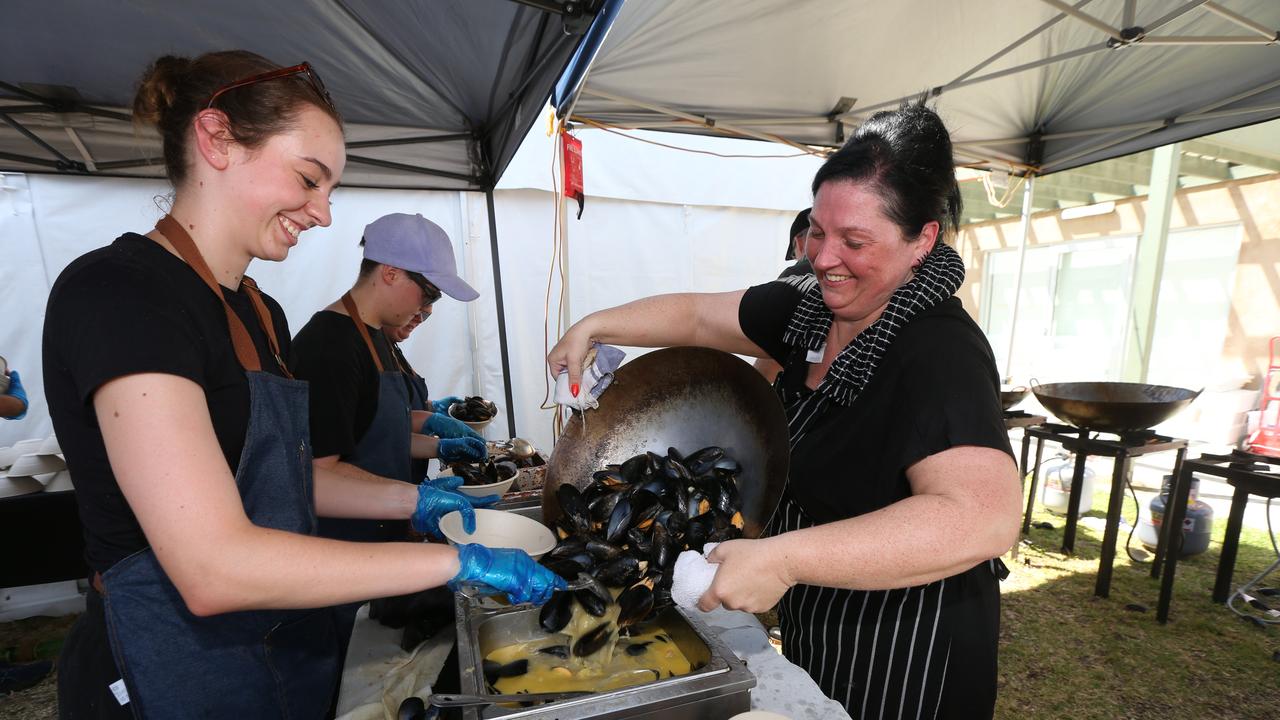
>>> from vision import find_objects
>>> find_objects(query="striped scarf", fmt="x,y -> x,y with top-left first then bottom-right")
781,242 -> 966,407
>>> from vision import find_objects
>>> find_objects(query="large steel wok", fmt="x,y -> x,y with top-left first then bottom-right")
1000,385 -> 1029,411
543,347 -> 789,539
1031,381 -> 1200,433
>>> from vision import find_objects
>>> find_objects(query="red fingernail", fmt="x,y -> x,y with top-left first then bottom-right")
570,383 -> 580,397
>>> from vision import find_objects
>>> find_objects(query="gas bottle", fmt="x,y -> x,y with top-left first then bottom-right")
1137,475 -> 1214,557
1041,454 -> 1095,515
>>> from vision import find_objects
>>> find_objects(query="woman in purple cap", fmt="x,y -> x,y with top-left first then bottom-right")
290,212 -> 501,650
43,52 -> 562,718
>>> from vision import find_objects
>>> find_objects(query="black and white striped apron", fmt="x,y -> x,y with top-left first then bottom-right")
764,385 -> 1000,720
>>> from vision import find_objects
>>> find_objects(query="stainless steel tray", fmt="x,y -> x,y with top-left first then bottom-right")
453,593 -> 755,719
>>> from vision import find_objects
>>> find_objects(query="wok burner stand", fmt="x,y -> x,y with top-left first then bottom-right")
1157,449 -> 1280,623
1005,412 -> 1047,561
1020,423 -> 1189,600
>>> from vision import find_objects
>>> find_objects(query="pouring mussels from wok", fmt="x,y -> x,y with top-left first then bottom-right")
536,445 -> 744,642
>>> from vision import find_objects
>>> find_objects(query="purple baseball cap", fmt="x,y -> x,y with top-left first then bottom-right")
362,213 -> 479,301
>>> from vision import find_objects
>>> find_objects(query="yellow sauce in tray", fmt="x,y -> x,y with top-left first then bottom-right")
485,624 -> 693,695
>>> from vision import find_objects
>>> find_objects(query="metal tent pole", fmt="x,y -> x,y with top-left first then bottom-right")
485,189 -> 519,440
1003,175 -> 1037,380
1120,143 -> 1181,382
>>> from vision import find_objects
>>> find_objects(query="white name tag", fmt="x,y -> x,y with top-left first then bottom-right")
805,344 -> 826,363
109,678 -> 130,706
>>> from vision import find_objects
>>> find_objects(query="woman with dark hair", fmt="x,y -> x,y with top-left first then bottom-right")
549,103 -> 1020,719
44,50 -> 562,718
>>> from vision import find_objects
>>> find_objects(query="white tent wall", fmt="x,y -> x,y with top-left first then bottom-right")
1,124 -> 828,454
0,175 -> 487,450
492,190 -> 807,451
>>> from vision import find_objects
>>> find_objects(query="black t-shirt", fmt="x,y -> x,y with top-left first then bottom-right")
739,280 -> 1012,525
43,233 -> 292,574
290,311 -> 409,459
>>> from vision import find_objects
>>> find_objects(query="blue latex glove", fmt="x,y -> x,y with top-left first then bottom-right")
437,436 -> 487,464
448,543 -> 566,606
422,475 -> 501,507
424,475 -> 465,492
430,396 -> 461,414
4,371 -> 28,420
421,411 -> 482,441
412,484 -> 482,536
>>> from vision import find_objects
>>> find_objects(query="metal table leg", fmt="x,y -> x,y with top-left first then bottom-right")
1060,449 -> 1090,555
1095,456 -> 1130,598
1021,437 -> 1046,535
1151,447 -> 1188,579
1213,486 -> 1251,603
1010,431 -> 1035,560
1157,461 -> 1196,623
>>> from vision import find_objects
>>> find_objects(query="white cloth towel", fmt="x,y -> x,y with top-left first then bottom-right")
671,542 -> 720,609
554,342 -> 626,411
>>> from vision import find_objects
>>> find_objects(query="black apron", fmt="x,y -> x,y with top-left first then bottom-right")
63,215 -> 339,718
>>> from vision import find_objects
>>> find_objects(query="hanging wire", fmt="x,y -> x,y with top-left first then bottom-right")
1226,496 -> 1280,625
981,167 -> 1029,209
539,115 -> 566,438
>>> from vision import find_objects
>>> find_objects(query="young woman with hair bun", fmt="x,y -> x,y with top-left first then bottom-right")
550,102 -> 1021,719
44,50 -> 562,718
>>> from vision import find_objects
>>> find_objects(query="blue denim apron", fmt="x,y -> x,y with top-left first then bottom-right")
316,294 -> 417,658
391,342 -> 431,481
100,216 -> 338,718
315,293 -> 414,543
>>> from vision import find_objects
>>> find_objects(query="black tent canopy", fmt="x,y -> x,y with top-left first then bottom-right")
0,0 -> 606,190
0,0 -> 614,440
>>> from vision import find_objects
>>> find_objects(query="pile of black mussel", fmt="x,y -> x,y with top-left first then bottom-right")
450,395 -> 497,422
449,458 -> 519,486
538,446 -> 744,656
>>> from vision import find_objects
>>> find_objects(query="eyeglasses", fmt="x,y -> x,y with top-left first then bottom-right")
407,272 -> 443,307
205,62 -> 335,112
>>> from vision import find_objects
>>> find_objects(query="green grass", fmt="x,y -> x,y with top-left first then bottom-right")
999,484 -> 1280,719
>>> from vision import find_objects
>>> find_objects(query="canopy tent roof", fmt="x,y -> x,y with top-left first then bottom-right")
0,0 -> 610,190
568,0 -> 1280,176
960,119 -> 1280,222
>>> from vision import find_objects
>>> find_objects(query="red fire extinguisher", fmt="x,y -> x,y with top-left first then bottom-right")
1247,336 -> 1280,458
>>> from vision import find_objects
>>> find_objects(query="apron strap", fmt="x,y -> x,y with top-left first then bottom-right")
340,292 -> 386,373
389,343 -> 413,377
156,215 -> 272,374
240,276 -> 292,377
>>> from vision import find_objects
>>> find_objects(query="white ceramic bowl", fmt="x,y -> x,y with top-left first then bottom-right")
37,434 -> 61,456
448,402 -> 495,433
437,466 -> 517,500
0,476 -> 43,498
438,508 -> 556,560
44,470 -> 75,493
7,453 -> 66,477
454,476 -> 516,500
0,446 -> 18,471
11,439 -> 42,455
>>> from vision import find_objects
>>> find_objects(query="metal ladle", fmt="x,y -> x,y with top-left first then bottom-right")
508,437 -> 536,460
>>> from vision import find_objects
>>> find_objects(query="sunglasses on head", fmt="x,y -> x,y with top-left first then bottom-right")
406,272 -> 443,306
205,62 -> 335,112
